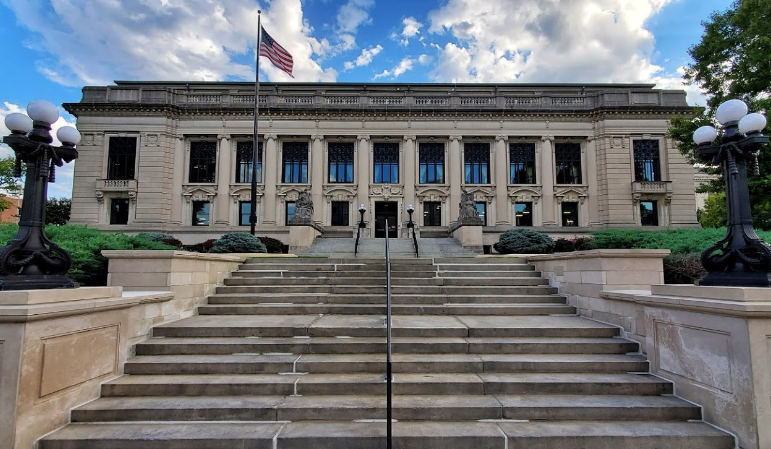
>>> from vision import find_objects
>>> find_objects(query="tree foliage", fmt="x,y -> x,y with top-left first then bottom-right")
668,0 -> 771,230
699,192 -> 728,228
46,198 -> 71,225
0,156 -> 22,213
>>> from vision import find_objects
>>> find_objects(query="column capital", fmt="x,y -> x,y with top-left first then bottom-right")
403,135 -> 416,142
449,135 -> 463,142
217,134 -> 231,140
541,135 -> 554,142
357,135 -> 370,141
495,135 -> 508,142
311,134 -> 324,142
264,133 -> 278,141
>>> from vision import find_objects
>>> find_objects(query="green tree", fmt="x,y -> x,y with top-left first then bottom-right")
699,192 -> 728,228
46,198 -> 71,225
668,0 -> 771,230
0,156 -> 23,213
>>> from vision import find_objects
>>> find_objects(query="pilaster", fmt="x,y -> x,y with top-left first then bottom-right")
214,134 -> 231,225
357,135 -> 370,215
495,135 -> 509,225
311,134 -> 324,223
540,135 -> 556,226
263,134 -> 278,225
586,136 -> 600,227
403,135 -> 417,221
448,135 -> 462,223
170,136 -> 185,225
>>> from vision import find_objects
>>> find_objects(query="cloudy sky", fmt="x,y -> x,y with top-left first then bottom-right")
0,0 -> 733,198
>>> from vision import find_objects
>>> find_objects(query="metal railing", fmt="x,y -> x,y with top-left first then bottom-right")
408,224 -> 418,258
384,219 -> 393,449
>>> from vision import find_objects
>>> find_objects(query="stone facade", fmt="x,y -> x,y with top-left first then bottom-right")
64,82 -> 698,244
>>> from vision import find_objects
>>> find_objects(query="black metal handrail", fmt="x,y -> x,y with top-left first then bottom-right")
355,206 -> 366,256
410,225 -> 419,258
384,219 -> 393,449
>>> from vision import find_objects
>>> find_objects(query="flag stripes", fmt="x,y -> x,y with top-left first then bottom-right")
260,26 -> 294,77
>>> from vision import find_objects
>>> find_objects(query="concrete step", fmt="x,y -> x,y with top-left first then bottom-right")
151,315 -> 620,339
214,285 -> 559,295
136,336 -> 639,356
124,353 -> 647,375
233,270 -> 439,278
435,263 -> 536,272
221,277 -> 548,287
206,293 -> 568,305
39,421 -> 734,449
70,394 -> 698,423
100,372 -> 671,397
197,303 -> 576,316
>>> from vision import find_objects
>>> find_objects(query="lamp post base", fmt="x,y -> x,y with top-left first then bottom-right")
0,274 -> 78,291
697,271 -> 771,288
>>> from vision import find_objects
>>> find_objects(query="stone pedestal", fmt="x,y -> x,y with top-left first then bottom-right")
289,225 -> 320,251
452,225 -> 483,252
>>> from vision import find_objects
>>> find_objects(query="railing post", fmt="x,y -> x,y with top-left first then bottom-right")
385,218 -> 392,449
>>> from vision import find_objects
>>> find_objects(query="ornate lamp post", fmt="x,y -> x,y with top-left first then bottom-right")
692,99 -> 770,287
358,204 -> 367,229
0,101 -> 80,290
406,204 -> 415,237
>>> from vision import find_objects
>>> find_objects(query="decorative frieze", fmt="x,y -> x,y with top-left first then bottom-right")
182,186 -> 216,203
369,185 -> 403,200
508,186 -> 542,204
555,187 -> 588,204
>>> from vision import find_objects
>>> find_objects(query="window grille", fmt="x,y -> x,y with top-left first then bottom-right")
373,142 -> 399,183
419,142 -> 444,184
510,143 -> 536,184
555,143 -> 582,184
189,141 -> 217,183
633,140 -> 661,182
464,142 -> 490,184
107,137 -> 137,180
282,142 -> 309,183
328,142 -> 354,183
236,141 -> 262,183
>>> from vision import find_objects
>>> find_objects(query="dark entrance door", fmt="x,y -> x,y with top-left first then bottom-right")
374,201 -> 398,238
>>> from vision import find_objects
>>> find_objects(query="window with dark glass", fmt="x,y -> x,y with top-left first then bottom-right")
633,140 -> 661,182
423,201 -> 442,226
464,143 -> 490,184
328,142 -> 354,183
510,143 -> 536,184
282,142 -> 309,183
286,201 -> 296,224
562,202 -> 579,227
107,137 -> 137,180
331,201 -> 349,226
555,143 -> 582,184
239,201 -> 252,226
475,202 -> 487,226
514,202 -> 533,226
189,141 -> 217,183
373,142 -> 399,183
419,142 -> 444,184
640,201 -> 658,226
110,198 -> 129,225
236,141 -> 262,183
192,201 -> 210,226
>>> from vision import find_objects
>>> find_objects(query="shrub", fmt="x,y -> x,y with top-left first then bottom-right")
183,239 -> 216,253
493,229 -> 554,254
553,238 -> 575,253
136,232 -> 175,242
664,254 -> 706,284
258,236 -> 288,254
209,232 -> 267,253
573,236 -> 594,251
159,238 -> 183,249
0,224 -> 175,286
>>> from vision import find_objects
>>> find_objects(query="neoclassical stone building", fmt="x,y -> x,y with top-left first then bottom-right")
64,81 -> 698,244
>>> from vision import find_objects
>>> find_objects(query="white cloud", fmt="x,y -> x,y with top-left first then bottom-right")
1,102 -> 76,199
399,16 -> 423,46
344,44 -> 383,70
373,54 -> 431,80
2,0 -> 339,84
336,0 -> 375,33
425,0 -> 678,85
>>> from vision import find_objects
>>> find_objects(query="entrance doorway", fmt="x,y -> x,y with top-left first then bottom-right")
374,201 -> 398,238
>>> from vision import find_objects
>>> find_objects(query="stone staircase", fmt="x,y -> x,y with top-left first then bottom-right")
40,256 -> 734,448
301,236 -> 479,258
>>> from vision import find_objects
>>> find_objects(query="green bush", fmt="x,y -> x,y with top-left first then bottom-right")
553,238 -> 575,252
663,253 -> 706,284
258,236 -> 288,254
209,232 -> 267,253
493,229 -> 554,254
0,224 -> 174,286
183,239 -> 216,253
136,232 -> 175,242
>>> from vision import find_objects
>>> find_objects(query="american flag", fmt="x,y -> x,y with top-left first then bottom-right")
260,26 -> 294,78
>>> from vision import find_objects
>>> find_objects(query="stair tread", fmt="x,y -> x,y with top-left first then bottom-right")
139,336 -> 633,345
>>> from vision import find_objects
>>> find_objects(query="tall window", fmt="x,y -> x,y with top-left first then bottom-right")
236,141 -> 262,183
107,137 -> 137,180
555,143 -> 582,184
239,201 -> 252,226
475,202 -> 487,226
562,202 -> 578,227
192,201 -> 210,226
640,201 -> 659,226
423,201 -> 441,226
373,142 -> 399,183
419,142 -> 444,184
331,201 -> 349,226
328,142 -> 354,183
514,202 -> 533,226
464,142 -> 490,184
286,201 -> 296,224
110,198 -> 129,225
189,141 -> 217,183
510,143 -> 536,184
633,140 -> 661,182
282,142 -> 309,183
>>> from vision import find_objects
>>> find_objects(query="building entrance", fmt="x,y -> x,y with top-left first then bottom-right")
374,201 -> 398,238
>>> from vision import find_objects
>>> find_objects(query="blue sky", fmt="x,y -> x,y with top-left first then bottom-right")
0,0 -> 734,198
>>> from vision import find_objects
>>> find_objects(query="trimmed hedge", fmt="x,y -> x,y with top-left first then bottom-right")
0,224 -> 175,286
494,229 -> 554,254
209,232 -> 267,253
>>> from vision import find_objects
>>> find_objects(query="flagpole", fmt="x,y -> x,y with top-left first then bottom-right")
250,10 -> 262,235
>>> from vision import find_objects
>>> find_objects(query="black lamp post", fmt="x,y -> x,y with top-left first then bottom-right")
0,100 -> 80,290
406,204 -> 415,237
358,203 -> 366,229
692,99 -> 770,287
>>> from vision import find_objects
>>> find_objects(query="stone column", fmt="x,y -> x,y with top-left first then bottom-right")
357,135 -> 370,214
263,134 -> 278,225
540,135 -> 556,226
214,134 -> 231,225
170,135 -> 185,225
494,135 -> 509,225
403,135 -> 417,225
586,137 -> 600,227
448,135 -> 463,223
311,134 -> 324,223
